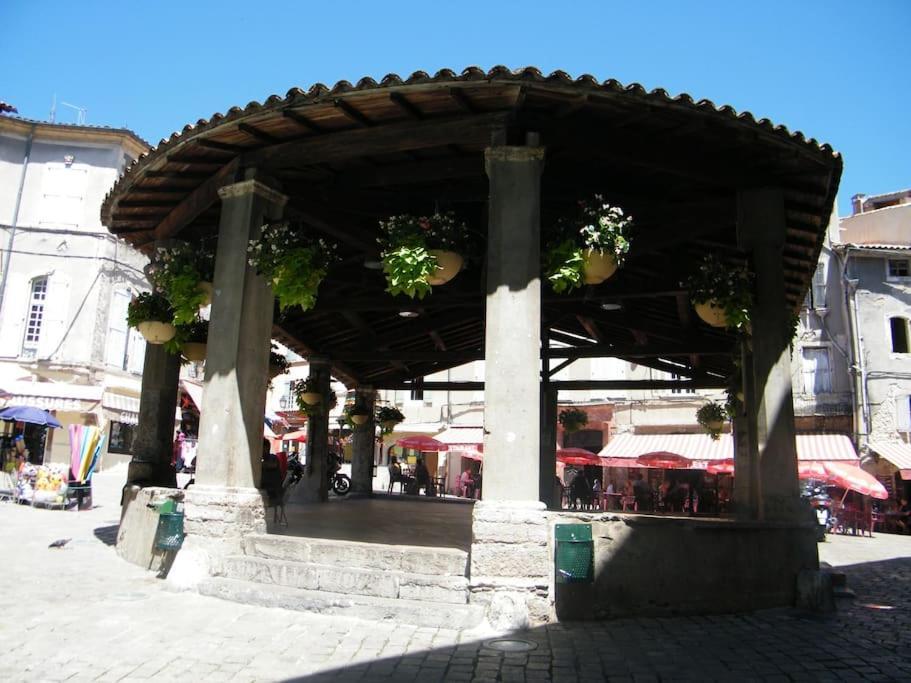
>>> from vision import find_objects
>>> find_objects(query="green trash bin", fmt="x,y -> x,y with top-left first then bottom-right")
154,503 -> 185,551
554,524 -> 593,584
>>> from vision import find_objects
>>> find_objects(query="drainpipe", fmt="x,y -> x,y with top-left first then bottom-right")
841,246 -> 870,446
0,123 -> 36,320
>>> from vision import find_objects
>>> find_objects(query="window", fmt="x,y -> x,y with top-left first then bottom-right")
669,373 -> 695,394
23,277 -> 48,351
811,264 -> 826,308
108,421 -> 136,455
801,347 -> 832,394
897,396 -> 911,434
888,258 -> 910,279
890,317 -> 910,353
106,289 -> 131,369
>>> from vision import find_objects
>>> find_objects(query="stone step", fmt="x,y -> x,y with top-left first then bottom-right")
199,577 -> 485,630
223,555 -> 469,604
243,533 -> 468,577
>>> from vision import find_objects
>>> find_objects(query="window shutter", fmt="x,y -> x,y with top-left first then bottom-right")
105,289 -> 131,369
38,272 -> 71,359
897,396 -> 911,432
0,276 -> 28,357
127,328 -> 146,375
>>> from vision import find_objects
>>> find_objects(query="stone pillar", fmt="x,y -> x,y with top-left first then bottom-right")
168,178 -> 286,589
737,188 -> 801,521
733,345 -> 761,520
127,342 -> 181,487
539,384 -> 558,508
471,143 -> 551,629
350,386 -> 376,496
288,359 -> 331,503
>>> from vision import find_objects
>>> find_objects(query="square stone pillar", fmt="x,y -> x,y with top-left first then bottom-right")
733,345 -> 761,520
471,144 -> 551,629
169,178 -> 286,589
350,386 -> 376,496
539,384 -> 558,509
127,341 -> 181,487
288,358 -> 331,503
737,188 -> 802,521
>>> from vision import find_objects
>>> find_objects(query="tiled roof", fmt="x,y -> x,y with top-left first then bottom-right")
0,114 -> 149,148
103,65 -> 841,219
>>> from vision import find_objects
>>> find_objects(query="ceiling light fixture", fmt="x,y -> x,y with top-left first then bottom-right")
600,302 -> 623,311
398,309 -> 419,318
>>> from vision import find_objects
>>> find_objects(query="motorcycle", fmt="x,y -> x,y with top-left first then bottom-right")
285,451 -> 350,496
801,480 -> 835,540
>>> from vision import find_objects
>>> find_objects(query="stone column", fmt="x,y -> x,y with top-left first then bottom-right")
126,342 -> 181,487
471,143 -> 551,629
733,345 -> 761,519
350,386 -> 376,496
539,384 -> 558,509
168,178 -> 286,589
288,359 -> 331,503
737,188 -> 801,521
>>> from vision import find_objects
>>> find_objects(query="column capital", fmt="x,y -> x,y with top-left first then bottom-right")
217,179 -> 288,208
484,146 -> 546,165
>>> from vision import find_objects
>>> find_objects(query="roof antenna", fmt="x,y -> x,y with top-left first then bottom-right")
49,94 -> 56,123
60,101 -> 87,125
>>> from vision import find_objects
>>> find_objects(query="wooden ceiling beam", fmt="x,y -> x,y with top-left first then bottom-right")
282,109 -> 325,133
338,155 -> 481,188
145,170 -> 213,180
375,377 -> 728,391
389,92 -> 424,120
238,122 -> 281,143
449,87 -> 479,113
334,98 -> 373,127
196,138 -> 245,153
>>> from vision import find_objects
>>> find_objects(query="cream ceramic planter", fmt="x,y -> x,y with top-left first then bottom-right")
182,342 -> 207,362
582,249 -> 618,285
137,321 -> 177,344
694,300 -> 728,328
300,392 -> 323,406
197,281 -> 214,307
349,413 -> 369,426
427,250 -> 464,286
381,419 -> 399,431
705,419 -> 725,431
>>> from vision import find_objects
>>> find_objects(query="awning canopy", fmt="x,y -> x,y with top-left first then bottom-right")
599,433 -> 859,468
102,391 -> 140,425
0,381 -> 101,413
870,441 -> 911,479
434,425 -> 484,450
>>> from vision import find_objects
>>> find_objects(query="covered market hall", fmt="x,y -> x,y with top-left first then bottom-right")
103,67 -> 842,625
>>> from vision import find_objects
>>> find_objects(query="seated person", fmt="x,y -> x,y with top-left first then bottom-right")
413,457 -> 434,496
260,439 -> 284,511
387,456 -> 404,493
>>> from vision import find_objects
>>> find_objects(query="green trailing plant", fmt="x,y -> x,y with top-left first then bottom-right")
343,400 -> 372,428
126,291 -> 173,328
544,196 -> 633,293
248,222 -> 337,311
684,254 -> 753,332
269,344 -> 291,376
148,242 -> 215,326
558,407 -> 589,433
696,402 -> 728,441
291,378 -> 337,415
376,405 -> 405,434
164,318 -> 208,356
378,212 -> 472,299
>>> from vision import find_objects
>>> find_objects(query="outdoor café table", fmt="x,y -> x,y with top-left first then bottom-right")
602,492 -> 623,511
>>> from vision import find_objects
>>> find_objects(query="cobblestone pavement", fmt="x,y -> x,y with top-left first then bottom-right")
1,467 -> 909,682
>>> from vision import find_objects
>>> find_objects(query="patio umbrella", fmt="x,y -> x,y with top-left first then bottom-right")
0,406 -> 62,428
459,448 -> 484,461
395,435 -> 448,451
556,447 -> 602,466
280,429 -> 308,443
797,461 -> 828,480
822,461 -> 888,500
636,452 -> 692,469
706,458 -> 735,474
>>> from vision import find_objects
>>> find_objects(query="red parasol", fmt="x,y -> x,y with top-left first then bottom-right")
281,429 -> 308,443
823,461 -> 888,500
459,449 -> 484,461
557,447 -> 602,466
797,461 -> 827,480
395,435 -> 448,452
706,458 -> 735,474
636,452 -> 692,469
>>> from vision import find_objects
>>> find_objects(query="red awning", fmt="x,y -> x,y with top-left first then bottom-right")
636,452 -> 692,469
870,441 -> 911,475
281,429 -> 308,443
396,435 -> 448,451
557,447 -> 602,466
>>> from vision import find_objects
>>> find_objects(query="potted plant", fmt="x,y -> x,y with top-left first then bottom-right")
558,407 -> 589,434
544,196 -> 633,293
148,242 -> 215,325
378,211 -> 472,298
248,221 -> 337,311
344,401 -> 371,427
376,405 -> 405,434
292,377 -> 324,406
176,319 -> 209,362
126,291 -> 176,344
269,345 -> 291,379
696,402 -> 727,441
684,254 -> 753,331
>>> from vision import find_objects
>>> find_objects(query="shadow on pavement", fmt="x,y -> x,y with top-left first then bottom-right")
278,556 -> 911,682
93,524 -> 118,546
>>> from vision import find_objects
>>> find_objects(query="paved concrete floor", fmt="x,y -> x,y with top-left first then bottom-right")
1,467 -> 910,682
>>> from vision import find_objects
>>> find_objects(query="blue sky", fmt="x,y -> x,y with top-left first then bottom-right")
2,0 -> 908,215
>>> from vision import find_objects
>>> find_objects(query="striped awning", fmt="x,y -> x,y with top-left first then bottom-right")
434,425 -> 485,449
870,441 -> 911,479
599,433 -> 858,468
0,381 -> 101,412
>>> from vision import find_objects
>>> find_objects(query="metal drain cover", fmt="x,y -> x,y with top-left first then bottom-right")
484,638 -> 538,652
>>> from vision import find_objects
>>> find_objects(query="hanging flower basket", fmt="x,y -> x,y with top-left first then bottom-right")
127,292 -> 176,345
182,342 -> 207,362
684,254 -> 753,332
696,402 -> 728,441
248,222 -> 338,311
147,242 -> 215,326
426,249 -> 464,286
378,212 -> 472,299
558,407 -> 589,434
269,345 -> 290,379
545,196 -> 633,293
376,406 -> 405,435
